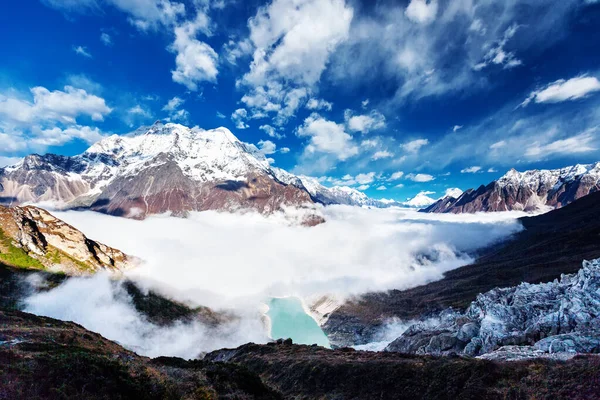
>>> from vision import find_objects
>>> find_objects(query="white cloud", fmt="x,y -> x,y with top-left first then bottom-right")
394,183 -> 404,188
259,124 -> 284,139
100,32 -> 112,46
401,138 -> 429,153
256,139 -> 277,155
161,97 -> 189,122
238,0 -> 353,123
406,173 -> 435,182
452,125 -> 463,132
296,113 -> 358,161
405,0 -> 438,25
487,168 -> 497,173
357,184 -> 370,191
306,98 -> 333,111
388,171 -> 405,181
0,85 -> 111,125
169,12 -> 218,91
461,166 -> 482,173
361,99 -> 369,108
280,147 -> 290,154
372,150 -> 393,160
376,185 -> 387,191
525,130 -> 597,159
73,45 -> 92,58
231,108 -> 250,129
216,111 -> 226,119
128,105 -> 151,118
473,24 -> 521,71
521,76 -> 600,107
29,125 -> 105,147
345,110 -> 386,134
355,172 -> 376,184
162,97 -> 185,112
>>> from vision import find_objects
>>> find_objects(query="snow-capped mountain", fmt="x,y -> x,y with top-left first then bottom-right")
401,192 -> 437,208
272,168 -> 401,208
0,122 -> 392,219
422,163 -> 600,213
0,122 -> 313,219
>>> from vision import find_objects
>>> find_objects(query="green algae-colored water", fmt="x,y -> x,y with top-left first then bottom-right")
267,297 -> 330,348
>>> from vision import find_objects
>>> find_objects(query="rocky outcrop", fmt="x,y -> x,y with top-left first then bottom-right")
0,205 -> 133,274
385,258 -> 600,359
422,163 -> 600,213
323,190 -> 600,347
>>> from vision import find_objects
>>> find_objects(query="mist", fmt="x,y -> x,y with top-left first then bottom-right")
23,205 -> 526,357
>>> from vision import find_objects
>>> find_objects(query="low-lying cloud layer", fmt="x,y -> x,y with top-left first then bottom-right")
24,206 -> 525,357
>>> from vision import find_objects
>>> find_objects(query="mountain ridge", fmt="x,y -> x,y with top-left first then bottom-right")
0,122 -> 395,220
422,162 -> 600,213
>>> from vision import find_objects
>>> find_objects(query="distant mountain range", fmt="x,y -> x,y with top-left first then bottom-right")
422,163 -> 600,213
0,122 -> 397,219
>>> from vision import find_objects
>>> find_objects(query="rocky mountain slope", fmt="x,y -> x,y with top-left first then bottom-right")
0,122 -> 314,219
385,258 -> 600,359
3,307 -> 600,400
323,190 -> 600,347
0,122 -> 394,220
423,162 -> 600,213
0,205 -> 133,274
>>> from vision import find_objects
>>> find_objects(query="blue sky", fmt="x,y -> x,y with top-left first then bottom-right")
1,0 -> 599,201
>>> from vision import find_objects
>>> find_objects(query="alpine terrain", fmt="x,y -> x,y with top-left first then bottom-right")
423,163 -> 600,213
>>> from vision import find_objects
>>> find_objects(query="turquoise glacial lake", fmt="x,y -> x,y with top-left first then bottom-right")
267,297 -> 330,348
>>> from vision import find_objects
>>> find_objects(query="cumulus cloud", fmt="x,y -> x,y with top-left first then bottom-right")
401,138 -> 429,153
521,76 -> 600,107
461,166 -> 482,173
169,12 -> 218,91
355,172 -> 376,184
306,98 -> 333,111
345,110 -> 386,134
231,108 -> 250,129
406,173 -> 435,182
372,150 -> 393,160
388,171 -> 405,181
376,185 -> 387,191
162,96 -> 189,122
259,124 -> 284,140
296,113 -> 359,161
0,85 -> 111,125
238,0 -> 353,123
405,0 -> 438,25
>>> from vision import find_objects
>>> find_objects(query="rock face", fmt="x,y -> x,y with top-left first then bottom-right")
385,258 -> 600,359
422,162 -> 600,213
0,205 -> 133,274
0,122 -> 316,220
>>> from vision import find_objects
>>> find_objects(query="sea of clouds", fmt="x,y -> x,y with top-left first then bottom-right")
23,205 -> 527,358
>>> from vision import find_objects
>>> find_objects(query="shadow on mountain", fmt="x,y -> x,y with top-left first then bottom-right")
216,180 -> 250,191
0,197 -> 18,205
